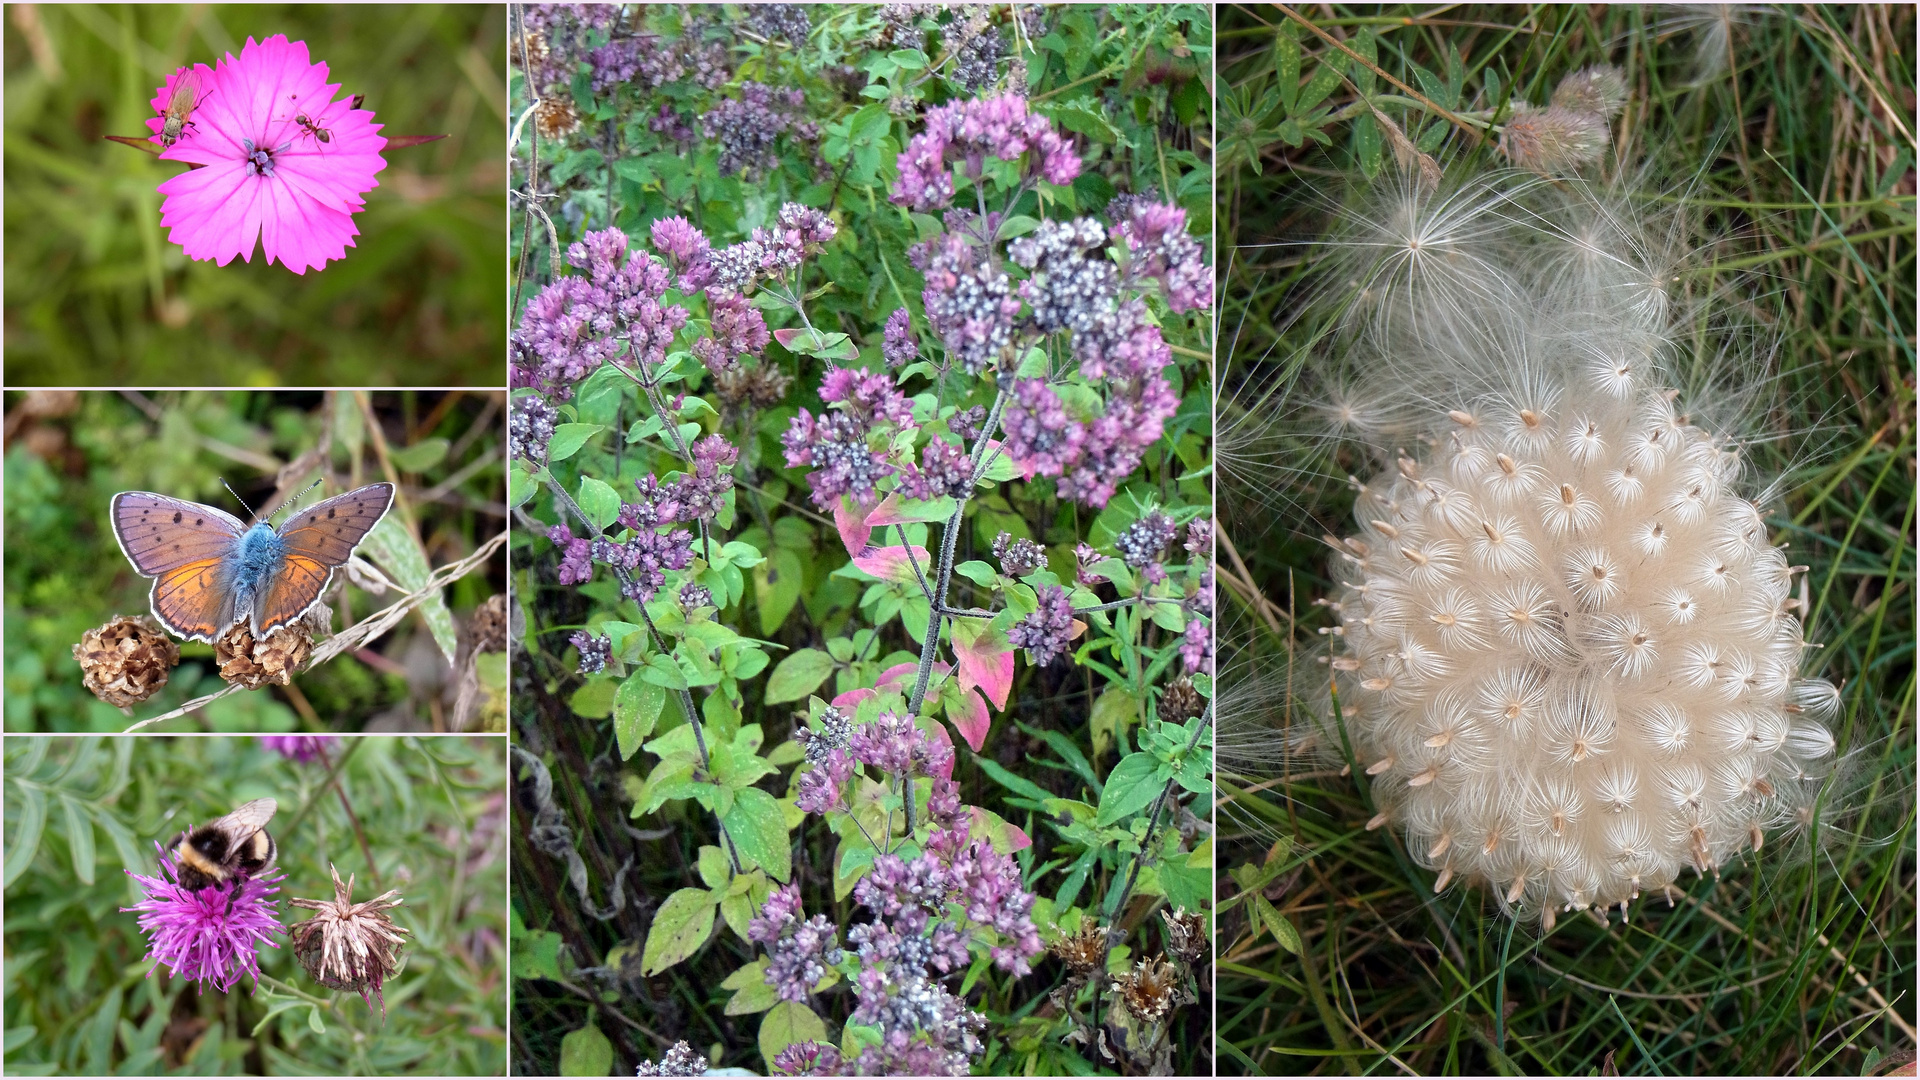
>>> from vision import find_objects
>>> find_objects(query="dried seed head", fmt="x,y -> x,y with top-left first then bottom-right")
1498,104 -> 1610,175
215,606 -> 327,690
1110,955 -> 1182,1025
289,864 -> 410,1012
74,615 -> 180,709
1551,65 -> 1630,119
1049,921 -> 1107,977
1159,907 -> 1209,967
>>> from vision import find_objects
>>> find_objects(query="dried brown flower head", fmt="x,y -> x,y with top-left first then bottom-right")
290,864 -> 410,1012
74,615 -> 180,708
1111,955 -> 1180,1025
535,96 -> 580,141
1050,920 -> 1107,977
1159,675 -> 1205,724
469,593 -> 508,655
1159,907 -> 1208,966
214,609 -> 323,690
713,364 -> 794,411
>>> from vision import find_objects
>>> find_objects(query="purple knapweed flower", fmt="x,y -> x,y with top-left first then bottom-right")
123,844 -> 285,993
1008,584 -> 1075,666
260,735 -> 333,763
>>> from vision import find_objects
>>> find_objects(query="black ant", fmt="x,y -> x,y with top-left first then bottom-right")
279,93 -> 333,145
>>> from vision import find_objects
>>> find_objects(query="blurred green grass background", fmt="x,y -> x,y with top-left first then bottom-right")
4,390 -> 507,733
1215,4 -> 1914,1076
2,734 -> 507,1075
3,4 -> 507,386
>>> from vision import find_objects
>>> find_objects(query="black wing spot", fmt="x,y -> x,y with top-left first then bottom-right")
327,508 -> 337,519
194,517 -> 204,526
172,511 -> 183,524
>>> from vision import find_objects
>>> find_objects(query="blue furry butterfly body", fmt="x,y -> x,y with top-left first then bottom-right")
110,483 -> 395,643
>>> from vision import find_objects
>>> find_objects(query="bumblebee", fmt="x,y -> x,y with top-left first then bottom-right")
168,798 -> 278,891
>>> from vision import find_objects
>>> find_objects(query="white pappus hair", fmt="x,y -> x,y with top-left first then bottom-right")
1259,168 -> 1842,932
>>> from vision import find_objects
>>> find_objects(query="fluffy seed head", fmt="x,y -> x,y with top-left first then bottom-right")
1290,173 -> 1839,930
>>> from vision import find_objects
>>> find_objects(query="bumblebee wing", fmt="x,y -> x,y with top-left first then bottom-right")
206,797 -> 278,838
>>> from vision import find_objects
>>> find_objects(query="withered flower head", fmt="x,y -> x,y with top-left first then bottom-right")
1159,907 -> 1208,966
1050,920 -> 1107,977
289,864 -> 410,1012
1111,955 -> 1180,1025
74,615 -> 180,708
636,1041 -> 710,1076
535,96 -> 581,141
214,606 -> 328,690
1159,675 -> 1205,724
469,593 -> 508,655
713,363 -> 794,411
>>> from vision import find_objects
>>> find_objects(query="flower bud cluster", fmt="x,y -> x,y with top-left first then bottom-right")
701,81 -> 804,179
891,93 -> 1081,212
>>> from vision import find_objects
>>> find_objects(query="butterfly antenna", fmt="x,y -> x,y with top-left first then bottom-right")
274,478 -> 327,523
219,478 -> 260,521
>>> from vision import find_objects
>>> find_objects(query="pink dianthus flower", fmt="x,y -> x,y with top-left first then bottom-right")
149,36 -> 387,274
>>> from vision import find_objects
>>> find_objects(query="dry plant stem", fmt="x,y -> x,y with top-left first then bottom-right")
510,3 -> 541,315
122,531 -> 508,731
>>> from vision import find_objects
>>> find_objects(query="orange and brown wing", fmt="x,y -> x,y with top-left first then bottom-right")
111,492 -> 245,576
252,554 -> 335,637
274,483 -> 394,565
150,557 -> 239,643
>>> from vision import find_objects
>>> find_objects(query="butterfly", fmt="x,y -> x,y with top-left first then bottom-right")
110,483 -> 395,643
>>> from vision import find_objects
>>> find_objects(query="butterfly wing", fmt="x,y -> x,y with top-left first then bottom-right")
111,492 -> 246,576
150,557 -> 240,642
253,483 -> 395,636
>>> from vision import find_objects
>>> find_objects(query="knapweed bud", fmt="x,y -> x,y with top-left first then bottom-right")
1498,104 -> 1610,175
74,615 -> 180,708
289,864 -> 410,1012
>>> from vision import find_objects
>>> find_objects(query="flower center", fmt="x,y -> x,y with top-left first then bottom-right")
241,138 -> 292,178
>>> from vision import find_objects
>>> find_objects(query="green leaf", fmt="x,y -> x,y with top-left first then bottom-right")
559,1023 -> 613,1076
58,794 -> 94,885
511,923 -> 565,981
1089,687 -> 1139,759
359,513 -> 459,665
1275,30 -> 1301,113
1353,111 -> 1382,179
722,788 -> 791,883
641,888 -> 718,975
697,844 -> 730,890
758,1001 -> 828,1066
546,423 -> 604,462
306,1006 -> 327,1035
614,677 -> 667,760
5,781 -> 46,888
1411,61 -> 1451,110
754,547 -> 804,635
569,675 -> 617,720
577,477 -> 621,531
389,437 -> 449,473
1252,893 -> 1302,956
1296,61 -> 1342,115
765,648 -> 836,704
1097,752 -> 1167,826
1348,27 -> 1377,94
724,960 -> 779,1014
508,460 -> 539,508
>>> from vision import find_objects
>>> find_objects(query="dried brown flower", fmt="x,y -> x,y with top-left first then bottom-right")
1050,920 -> 1107,977
535,96 -> 581,141
1159,907 -> 1208,967
1111,955 -> 1181,1025
469,593 -> 508,655
214,615 -> 319,690
73,615 -> 180,708
290,864 -> 410,1012
1159,675 -> 1205,724
713,363 -> 794,411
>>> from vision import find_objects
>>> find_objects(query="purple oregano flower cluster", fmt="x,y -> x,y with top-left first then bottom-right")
761,707 -> 1044,1076
782,364 -> 920,511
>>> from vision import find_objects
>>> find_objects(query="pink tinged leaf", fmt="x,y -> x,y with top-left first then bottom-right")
866,493 -> 950,527
949,619 -> 1014,710
968,807 -> 1032,853
851,545 -> 930,585
834,498 -> 872,557
773,327 -> 809,349
948,688 -> 991,754
832,687 -> 875,709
